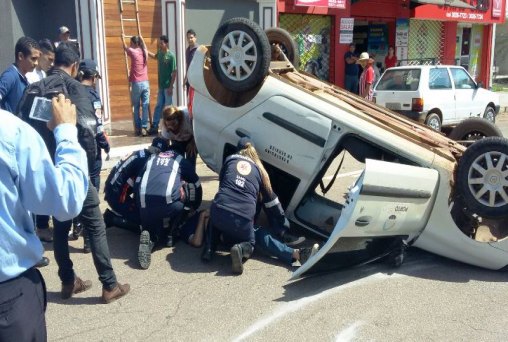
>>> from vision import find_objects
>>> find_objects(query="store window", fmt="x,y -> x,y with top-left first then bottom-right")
280,14 -> 332,81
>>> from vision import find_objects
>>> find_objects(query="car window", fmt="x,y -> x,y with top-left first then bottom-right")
450,68 -> 476,89
428,68 -> 452,89
375,69 -> 421,91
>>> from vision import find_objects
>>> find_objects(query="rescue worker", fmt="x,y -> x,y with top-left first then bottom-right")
103,137 -> 169,233
77,59 -> 110,252
135,148 -> 202,269
203,137 -> 298,274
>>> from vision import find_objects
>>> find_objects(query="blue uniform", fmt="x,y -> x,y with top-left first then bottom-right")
135,150 -> 201,243
210,154 -> 285,246
84,85 -> 110,190
104,148 -> 155,223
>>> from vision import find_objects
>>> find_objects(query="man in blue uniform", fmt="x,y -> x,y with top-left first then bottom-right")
103,137 -> 169,231
135,148 -> 202,269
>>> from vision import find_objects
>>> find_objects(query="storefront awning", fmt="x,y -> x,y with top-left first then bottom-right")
412,0 -> 475,9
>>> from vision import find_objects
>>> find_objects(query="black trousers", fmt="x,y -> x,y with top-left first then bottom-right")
0,268 -> 47,341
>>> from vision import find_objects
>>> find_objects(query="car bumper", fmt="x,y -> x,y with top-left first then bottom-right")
395,110 -> 428,123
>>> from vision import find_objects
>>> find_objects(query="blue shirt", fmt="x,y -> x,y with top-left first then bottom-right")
0,64 -> 28,114
0,110 -> 89,282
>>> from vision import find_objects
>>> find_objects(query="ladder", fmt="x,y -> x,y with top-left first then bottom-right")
119,0 -> 142,81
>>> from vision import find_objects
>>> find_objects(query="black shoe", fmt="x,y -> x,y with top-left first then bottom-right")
69,221 -> 82,240
103,209 -> 115,228
282,232 -> 306,247
147,127 -> 159,136
298,244 -> 319,265
230,244 -> 244,275
35,257 -> 50,268
201,222 -> 216,262
138,230 -> 154,269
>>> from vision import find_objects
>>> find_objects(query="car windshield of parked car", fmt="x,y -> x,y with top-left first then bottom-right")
450,68 -> 476,89
429,68 -> 452,89
375,69 -> 421,91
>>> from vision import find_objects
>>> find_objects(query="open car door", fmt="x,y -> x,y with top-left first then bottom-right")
291,159 -> 440,279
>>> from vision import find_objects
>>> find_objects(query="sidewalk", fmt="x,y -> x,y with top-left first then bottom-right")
499,91 -> 508,113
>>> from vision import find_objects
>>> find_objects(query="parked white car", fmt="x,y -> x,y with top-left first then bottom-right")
373,65 -> 500,132
187,18 -> 508,277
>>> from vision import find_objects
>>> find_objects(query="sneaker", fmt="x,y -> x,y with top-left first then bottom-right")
102,283 -> 130,304
61,277 -> 92,299
230,244 -> 244,275
138,230 -> 154,269
298,244 -> 319,265
147,127 -> 159,136
37,228 -> 53,243
35,257 -> 50,268
141,128 -> 148,137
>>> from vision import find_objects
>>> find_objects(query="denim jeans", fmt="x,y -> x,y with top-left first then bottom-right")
345,74 -> 359,94
139,201 -> 184,243
152,88 -> 173,129
254,227 -> 294,265
130,81 -> 150,129
53,184 -> 117,290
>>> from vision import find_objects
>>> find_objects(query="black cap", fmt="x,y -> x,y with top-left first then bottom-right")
237,137 -> 253,151
151,137 -> 169,151
78,59 -> 101,78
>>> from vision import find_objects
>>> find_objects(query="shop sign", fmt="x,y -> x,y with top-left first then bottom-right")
295,0 -> 346,9
339,18 -> 354,44
396,19 -> 409,65
412,0 -> 505,23
492,0 -> 502,17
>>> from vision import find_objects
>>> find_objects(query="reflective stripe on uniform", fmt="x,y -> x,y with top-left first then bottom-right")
110,155 -> 136,185
165,155 -> 183,204
264,196 -> 280,208
139,155 -> 156,208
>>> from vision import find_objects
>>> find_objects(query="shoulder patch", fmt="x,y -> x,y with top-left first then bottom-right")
236,160 -> 252,176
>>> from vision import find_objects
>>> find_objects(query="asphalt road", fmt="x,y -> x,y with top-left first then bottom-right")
41,114 -> 508,341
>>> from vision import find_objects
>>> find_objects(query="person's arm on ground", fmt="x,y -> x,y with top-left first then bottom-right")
18,94 -> 89,220
188,209 -> 210,247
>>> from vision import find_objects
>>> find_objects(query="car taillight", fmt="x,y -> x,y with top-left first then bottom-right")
412,98 -> 423,112
188,87 -> 195,119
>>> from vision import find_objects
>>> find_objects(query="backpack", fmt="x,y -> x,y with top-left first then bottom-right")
17,74 -> 69,161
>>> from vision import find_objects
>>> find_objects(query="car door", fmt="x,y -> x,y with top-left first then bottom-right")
427,67 -> 456,125
292,159 -> 439,279
450,67 -> 482,120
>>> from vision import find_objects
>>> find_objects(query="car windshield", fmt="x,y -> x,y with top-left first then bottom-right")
375,69 -> 421,91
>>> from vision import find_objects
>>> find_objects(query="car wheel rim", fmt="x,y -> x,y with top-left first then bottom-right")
427,117 -> 440,131
485,109 -> 495,122
219,30 -> 257,82
467,151 -> 508,208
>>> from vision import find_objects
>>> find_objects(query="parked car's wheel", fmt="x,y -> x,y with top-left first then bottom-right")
448,117 -> 503,146
456,137 -> 508,218
425,113 -> 441,131
210,17 -> 271,92
483,105 -> 496,123
265,27 -> 299,67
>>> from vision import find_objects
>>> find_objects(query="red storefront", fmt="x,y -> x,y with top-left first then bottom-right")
276,0 -> 506,87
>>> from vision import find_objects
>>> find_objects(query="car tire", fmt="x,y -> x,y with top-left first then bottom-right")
448,117 -> 503,146
265,27 -> 299,67
456,137 -> 508,219
424,113 -> 441,131
483,105 -> 496,123
210,17 -> 271,93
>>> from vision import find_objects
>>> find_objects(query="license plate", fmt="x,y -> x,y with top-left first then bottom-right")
385,102 -> 401,110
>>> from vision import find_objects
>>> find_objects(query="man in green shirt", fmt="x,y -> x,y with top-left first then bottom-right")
148,35 -> 177,135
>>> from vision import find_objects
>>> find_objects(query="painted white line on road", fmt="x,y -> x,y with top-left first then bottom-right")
233,273 -> 398,341
323,170 -> 362,180
335,321 -> 364,342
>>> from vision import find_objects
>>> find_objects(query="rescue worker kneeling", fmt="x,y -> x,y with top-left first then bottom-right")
204,137 -> 299,275
135,148 -> 201,269
103,137 -> 169,232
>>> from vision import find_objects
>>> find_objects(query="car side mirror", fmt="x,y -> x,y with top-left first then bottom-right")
477,81 -> 484,88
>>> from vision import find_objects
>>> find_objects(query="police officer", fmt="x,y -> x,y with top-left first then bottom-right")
103,137 -> 169,232
204,137 -> 290,275
135,148 -> 202,269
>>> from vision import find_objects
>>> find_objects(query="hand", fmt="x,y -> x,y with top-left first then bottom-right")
47,94 -> 76,131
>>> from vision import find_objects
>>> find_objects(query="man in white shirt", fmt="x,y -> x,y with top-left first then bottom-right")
26,39 -> 55,84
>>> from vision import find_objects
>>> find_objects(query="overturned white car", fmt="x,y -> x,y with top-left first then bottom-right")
187,18 -> 508,277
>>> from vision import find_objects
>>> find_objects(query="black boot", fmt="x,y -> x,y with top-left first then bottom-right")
104,209 -> 141,234
201,222 -> 217,262
230,242 -> 254,275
